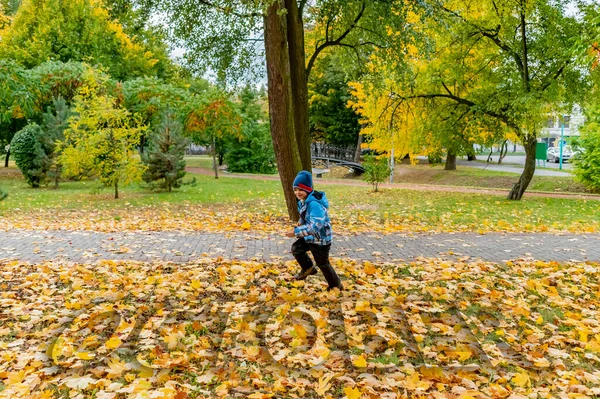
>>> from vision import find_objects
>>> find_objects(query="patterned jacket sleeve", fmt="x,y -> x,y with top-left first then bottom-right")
294,201 -> 326,238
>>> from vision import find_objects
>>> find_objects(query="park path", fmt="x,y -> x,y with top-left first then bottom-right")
1,229 -> 599,264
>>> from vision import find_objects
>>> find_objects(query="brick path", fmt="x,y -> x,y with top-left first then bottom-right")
1,230 -> 599,263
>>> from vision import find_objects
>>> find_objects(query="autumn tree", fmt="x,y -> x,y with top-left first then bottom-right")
60,84 -> 145,199
0,0 -> 161,80
184,92 -> 242,179
398,0 -> 589,200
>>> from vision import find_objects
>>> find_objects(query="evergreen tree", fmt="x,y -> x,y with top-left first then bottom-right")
10,123 -> 53,187
142,110 -> 187,192
42,96 -> 71,188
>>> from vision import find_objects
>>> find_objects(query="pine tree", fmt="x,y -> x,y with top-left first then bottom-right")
43,96 -> 71,188
142,110 -> 187,192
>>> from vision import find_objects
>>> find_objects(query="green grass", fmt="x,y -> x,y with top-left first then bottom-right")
392,163 -> 588,194
183,155 -> 215,169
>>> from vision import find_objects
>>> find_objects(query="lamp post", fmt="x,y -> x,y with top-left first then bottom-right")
559,115 -> 564,170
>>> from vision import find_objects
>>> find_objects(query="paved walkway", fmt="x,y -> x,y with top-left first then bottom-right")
1,230 -> 599,264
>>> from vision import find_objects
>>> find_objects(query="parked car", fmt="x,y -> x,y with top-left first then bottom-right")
546,146 -> 572,163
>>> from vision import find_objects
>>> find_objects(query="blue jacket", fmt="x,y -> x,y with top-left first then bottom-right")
294,190 -> 333,245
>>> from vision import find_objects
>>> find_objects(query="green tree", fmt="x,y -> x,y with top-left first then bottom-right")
308,55 -> 361,146
0,0 -> 160,80
362,155 -> 389,192
141,109 -> 187,192
60,86 -> 145,199
573,104 -> 600,193
225,86 -> 275,174
42,96 -> 71,187
10,123 -> 53,187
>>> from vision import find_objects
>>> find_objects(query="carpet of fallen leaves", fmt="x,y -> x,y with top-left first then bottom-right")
2,257 -> 600,398
1,201 -> 598,235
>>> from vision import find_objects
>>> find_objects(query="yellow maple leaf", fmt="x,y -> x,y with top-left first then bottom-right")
190,280 -> 202,289
511,372 -> 530,387
105,336 -> 122,350
352,355 -> 367,368
344,386 -> 362,399
106,358 -> 128,378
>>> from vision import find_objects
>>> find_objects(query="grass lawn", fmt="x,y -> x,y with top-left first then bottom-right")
0,165 -> 598,234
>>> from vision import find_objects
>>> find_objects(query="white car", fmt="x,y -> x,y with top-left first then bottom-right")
546,146 -> 572,163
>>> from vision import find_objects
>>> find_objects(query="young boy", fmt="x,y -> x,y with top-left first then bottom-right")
286,170 -> 343,291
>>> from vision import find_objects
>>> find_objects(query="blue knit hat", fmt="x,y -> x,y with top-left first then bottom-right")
293,170 -> 313,193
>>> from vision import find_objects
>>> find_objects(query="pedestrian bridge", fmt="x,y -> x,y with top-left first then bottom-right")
311,143 -> 365,174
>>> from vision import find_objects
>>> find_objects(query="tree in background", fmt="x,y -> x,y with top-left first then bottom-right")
141,109 -> 187,192
10,123 -> 53,187
42,96 -> 72,187
0,0 -> 160,80
362,155 -> 389,192
225,86 -> 275,174
353,0 -> 590,200
308,55 -> 361,147
60,85 -> 145,199
573,104 -> 600,193
184,93 -> 242,179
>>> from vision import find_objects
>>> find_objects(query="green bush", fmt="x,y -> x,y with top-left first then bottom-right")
363,155 -> 390,192
10,123 -> 53,187
224,125 -> 276,174
0,188 -> 7,200
573,112 -> 600,193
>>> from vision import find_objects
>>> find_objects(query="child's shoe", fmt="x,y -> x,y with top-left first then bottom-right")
327,282 -> 344,292
294,266 -> 318,280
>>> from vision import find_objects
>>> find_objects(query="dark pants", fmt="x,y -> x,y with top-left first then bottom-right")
291,238 -> 341,288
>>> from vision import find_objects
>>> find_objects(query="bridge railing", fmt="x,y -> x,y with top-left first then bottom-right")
310,142 -> 356,162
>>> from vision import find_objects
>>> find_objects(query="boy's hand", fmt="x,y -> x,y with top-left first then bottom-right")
285,231 -> 296,238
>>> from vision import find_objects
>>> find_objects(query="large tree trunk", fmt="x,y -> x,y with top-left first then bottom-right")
508,136 -> 536,200
285,0 -> 311,171
444,150 -> 457,170
264,1 -> 302,220
114,181 -> 119,199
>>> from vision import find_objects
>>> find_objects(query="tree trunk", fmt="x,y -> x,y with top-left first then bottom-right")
444,150 -> 457,170
508,136 -> 536,200
466,144 -> 476,161
285,0 -> 311,171
212,135 -> 219,179
264,1 -> 302,220
4,148 -> 9,167
498,140 -> 508,164
354,127 -> 366,162
114,181 -> 119,199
